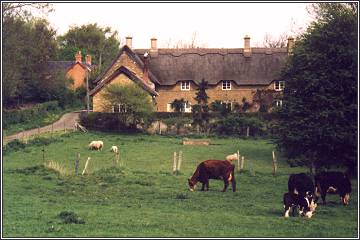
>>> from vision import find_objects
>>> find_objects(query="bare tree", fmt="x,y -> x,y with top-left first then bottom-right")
262,32 -> 289,48
2,2 -> 53,20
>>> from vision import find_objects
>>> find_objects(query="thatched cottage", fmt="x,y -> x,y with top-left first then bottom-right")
90,36 -> 293,112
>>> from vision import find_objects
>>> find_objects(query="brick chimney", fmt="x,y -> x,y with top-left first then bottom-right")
85,54 -> 92,65
287,37 -> 295,55
143,52 -> 150,83
126,36 -> 132,48
244,35 -> 251,57
150,38 -> 158,57
75,51 -> 82,63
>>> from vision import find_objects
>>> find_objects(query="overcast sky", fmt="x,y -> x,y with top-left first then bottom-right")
46,2 -> 314,48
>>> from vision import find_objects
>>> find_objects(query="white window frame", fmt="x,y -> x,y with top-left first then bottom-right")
180,81 -> 190,91
113,103 -> 127,113
275,100 -> 283,107
222,80 -> 231,90
184,101 -> 192,112
274,81 -> 285,91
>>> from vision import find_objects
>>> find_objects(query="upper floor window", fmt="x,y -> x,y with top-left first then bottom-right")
112,103 -> 128,113
222,80 -> 231,90
180,81 -> 190,91
274,81 -> 285,91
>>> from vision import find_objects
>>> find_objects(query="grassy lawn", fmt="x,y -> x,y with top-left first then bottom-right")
2,132 -> 358,238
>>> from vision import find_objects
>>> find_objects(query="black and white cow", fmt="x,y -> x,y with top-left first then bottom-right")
283,192 -> 315,218
284,173 -> 317,218
314,171 -> 352,205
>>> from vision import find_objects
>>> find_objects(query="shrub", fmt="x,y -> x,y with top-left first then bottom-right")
3,139 -> 26,155
3,101 -> 60,127
58,211 -> 85,224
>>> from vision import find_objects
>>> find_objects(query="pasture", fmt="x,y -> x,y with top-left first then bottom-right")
2,131 -> 358,237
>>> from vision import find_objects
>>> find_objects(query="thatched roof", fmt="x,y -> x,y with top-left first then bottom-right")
134,48 -> 288,86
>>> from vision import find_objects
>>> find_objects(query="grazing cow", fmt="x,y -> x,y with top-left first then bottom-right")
225,153 -> 238,162
110,145 -> 118,153
88,140 -> 103,150
188,160 -> 236,192
288,173 -> 315,198
314,171 -> 351,205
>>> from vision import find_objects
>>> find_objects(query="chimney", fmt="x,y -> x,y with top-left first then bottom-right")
150,38 -> 158,57
125,36 -> 132,48
287,37 -> 295,55
143,52 -> 150,83
75,51 -> 82,63
244,35 -> 251,56
85,54 -> 92,65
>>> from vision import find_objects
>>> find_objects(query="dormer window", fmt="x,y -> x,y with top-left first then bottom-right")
222,80 -> 231,90
275,81 -> 285,91
180,81 -> 190,91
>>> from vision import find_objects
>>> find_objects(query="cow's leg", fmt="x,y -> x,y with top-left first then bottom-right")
205,180 -> 209,191
201,182 -> 205,191
321,192 -> 327,205
231,178 -> 236,192
284,205 -> 291,218
222,180 -> 229,192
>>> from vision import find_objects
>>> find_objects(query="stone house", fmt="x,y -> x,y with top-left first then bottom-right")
90,36 -> 293,112
46,51 -> 94,90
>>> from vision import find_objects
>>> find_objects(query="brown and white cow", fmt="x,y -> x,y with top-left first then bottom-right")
188,160 -> 236,192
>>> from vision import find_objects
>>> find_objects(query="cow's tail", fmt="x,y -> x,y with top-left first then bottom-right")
314,175 -> 322,201
231,164 -> 236,192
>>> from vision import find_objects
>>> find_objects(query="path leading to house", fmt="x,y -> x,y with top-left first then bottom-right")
4,111 -> 82,144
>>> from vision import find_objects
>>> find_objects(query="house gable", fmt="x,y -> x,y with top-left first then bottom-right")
94,45 -> 159,85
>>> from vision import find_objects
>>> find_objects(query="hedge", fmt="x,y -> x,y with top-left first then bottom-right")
3,101 -> 60,127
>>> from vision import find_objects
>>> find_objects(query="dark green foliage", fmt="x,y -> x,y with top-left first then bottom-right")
57,23 -> 120,71
58,211 -> 85,224
3,140 -> 26,155
192,79 -> 210,133
79,112 -> 142,133
210,100 -> 231,116
212,115 -> 267,137
3,101 -> 60,127
274,3 -> 357,174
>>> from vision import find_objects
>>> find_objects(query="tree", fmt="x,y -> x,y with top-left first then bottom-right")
2,15 -> 58,106
262,32 -> 289,48
274,3 -> 357,175
192,79 -> 210,133
57,23 -> 121,71
102,84 -> 155,129
2,2 -> 53,20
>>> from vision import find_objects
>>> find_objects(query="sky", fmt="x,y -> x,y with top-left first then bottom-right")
44,2 -> 314,49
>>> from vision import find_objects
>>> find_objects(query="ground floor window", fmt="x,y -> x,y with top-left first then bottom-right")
167,101 -> 192,112
275,100 -> 283,107
112,103 -> 128,113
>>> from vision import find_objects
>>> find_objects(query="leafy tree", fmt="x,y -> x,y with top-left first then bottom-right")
192,79 -> 210,133
253,89 -> 281,112
210,100 -> 231,116
102,84 -> 155,129
2,2 -> 53,20
57,23 -> 120,71
274,3 -> 357,175
2,15 -> 58,106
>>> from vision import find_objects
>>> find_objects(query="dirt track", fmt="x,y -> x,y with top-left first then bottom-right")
4,111 -> 81,143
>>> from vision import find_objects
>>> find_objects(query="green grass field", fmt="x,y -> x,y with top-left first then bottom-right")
2,131 -> 358,237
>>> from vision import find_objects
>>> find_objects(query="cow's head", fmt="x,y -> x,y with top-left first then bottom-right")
299,196 -> 316,218
188,178 -> 197,192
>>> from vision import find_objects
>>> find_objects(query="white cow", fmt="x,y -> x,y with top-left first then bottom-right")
88,140 -> 104,150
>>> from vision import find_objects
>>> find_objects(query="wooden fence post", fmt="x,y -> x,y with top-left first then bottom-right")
177,151 -> 182,172
38,126 -> 40,135
272,150 -> 277,176
42,146 -> 45,162
64,121 -> 66,133
246,127 -> 250,138
82,157 -> 91,175
75,153 -> 80,175
240,156 -> 245,170
173,152 -> 177,173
